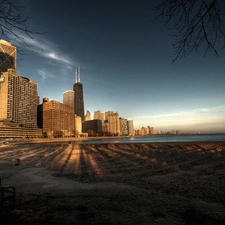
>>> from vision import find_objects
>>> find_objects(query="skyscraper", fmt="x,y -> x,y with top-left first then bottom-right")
127,119 -> 134,136
84,110 -> 91,121
37,98 -> 75,137
94,110 -> 105,124
105,111 -> 120,135
0,68 -> 38,127
63,90 -> 74,108
75,115 -> 82,136
120,117 -> 128,136
0,40 -> 16,73
73,67 -> 84,121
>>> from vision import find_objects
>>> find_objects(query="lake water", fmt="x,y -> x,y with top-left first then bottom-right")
79,134 -> 225,144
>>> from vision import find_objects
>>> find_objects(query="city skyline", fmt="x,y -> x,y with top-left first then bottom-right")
14,0 -> 225,133
0,39 -> 210,136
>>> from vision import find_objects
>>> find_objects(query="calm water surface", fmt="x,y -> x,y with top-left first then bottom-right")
80,134 -> 225,144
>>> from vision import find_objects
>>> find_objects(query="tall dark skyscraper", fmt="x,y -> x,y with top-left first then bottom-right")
73,67 -> 84,121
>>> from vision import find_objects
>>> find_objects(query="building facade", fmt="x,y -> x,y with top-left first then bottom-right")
75,115 -> 82,136
84,110 -> 91,121
73,67 -> 84,121
119,118 -> 128,136
0,68 -> 38,127
127,119 -> 134,136
63,90 -> 74,108
82,119 -> 102,136
0,121 -> 42,138
105,111 -> 120,135
37,98 -> 75,137
0,40 -> 16,73
93,110 -> 105,124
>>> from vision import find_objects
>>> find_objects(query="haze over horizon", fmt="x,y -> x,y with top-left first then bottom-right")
14,0 -> 225,133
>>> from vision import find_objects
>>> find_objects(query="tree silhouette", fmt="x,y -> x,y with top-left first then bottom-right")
153,0 -> 225,62
0,0 -> 42,49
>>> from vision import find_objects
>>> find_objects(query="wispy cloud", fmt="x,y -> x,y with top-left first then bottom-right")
37,69 -> 56,80
133,105 -> 225,132
139,105 -> 225,119
18,36 -> 74,67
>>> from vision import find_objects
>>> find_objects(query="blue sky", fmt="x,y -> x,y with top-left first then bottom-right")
15,0 -> 225,133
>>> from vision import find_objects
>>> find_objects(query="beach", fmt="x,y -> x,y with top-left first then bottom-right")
1,141 -> 225,224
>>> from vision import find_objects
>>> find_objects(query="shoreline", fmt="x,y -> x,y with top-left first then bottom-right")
1,134 -> 225,145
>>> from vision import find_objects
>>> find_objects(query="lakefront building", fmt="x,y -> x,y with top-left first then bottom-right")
0,40 -> 42,138
93,110 -> 105,124
84,110 -> 91,121
105,111 -> 120,135
73,66 -> 85,121
82,119 -> 102,136
127,119 -> 134,136
120,117 -> 129,136
37,98 -> 75,137
0,68 -> 38,127
75,115 -> 82,136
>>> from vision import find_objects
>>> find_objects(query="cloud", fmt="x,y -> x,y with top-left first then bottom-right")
134,105 -> 225,132
18,36 -> 74,66
139,105 -> 225,119
37,69 -> 56,80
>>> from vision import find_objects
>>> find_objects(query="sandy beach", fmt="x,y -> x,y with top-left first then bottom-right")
1,140 -> 225,224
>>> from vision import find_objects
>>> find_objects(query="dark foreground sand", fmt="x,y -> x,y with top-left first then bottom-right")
1,141 -> 225,224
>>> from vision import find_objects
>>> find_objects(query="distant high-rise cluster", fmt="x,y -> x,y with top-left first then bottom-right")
82,110 -> 134,136
134,126 -> 158,135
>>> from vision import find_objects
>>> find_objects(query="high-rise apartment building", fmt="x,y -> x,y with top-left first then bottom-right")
37,98 -> 75,137
0,68 -> 38,127
0,40 -> 16,73
94,110 -> 105,124
120,118 -> 128,136
102,122 -> 109,134
150,127 -> 155,134
105,111 -> 120,135
73,67 -> 84,121
144,127 -> 150,135
75,115 -> 82,136
127,119 -> 134,135
84,110 -> 91,121
63,90 -> 74,108
141,127 -> 145,136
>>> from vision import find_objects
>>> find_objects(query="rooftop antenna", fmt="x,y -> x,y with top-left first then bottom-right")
75,68 -> 77,83
78,66 -> 80,82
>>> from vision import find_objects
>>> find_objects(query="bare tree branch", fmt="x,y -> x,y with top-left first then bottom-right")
153,0 -> 225,63
0,0 -> 44,52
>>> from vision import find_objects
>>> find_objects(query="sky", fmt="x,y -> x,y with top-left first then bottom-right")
13,0 -> 225,133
